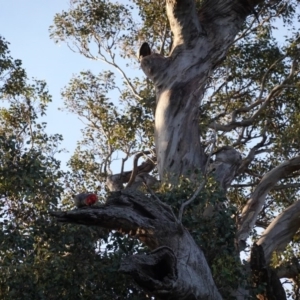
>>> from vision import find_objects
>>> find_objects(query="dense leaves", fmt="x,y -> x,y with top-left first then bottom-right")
0,37 -> 148,299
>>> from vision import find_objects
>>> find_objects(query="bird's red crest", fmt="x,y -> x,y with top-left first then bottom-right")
86,194 -> 98,205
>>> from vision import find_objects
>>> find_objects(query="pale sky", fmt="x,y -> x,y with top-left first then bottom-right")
0,1 -> 109,168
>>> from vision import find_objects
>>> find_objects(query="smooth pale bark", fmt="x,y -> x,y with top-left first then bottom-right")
257,200 -> 300,264
237,156 -> 300,247
51,190 -> 222,299
141,0 -> 259,180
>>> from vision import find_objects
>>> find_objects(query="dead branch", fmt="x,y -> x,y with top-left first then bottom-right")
106,151 -> 156,192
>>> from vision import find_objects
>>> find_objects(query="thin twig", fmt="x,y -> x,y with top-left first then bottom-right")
120,143 -> 134,179
178,181 -> 206,223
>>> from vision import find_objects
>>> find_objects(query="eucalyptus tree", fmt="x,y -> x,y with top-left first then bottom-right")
51,0 -> 300,299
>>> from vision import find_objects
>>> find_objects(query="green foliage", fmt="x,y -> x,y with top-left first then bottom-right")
133,0 -> 171,54
60,70 -> 155,195
49,0 -> 161,195
0,36 -> 148,299
50,0 -> 133,45
158,176 -> 242,299
0,36 -> 26,96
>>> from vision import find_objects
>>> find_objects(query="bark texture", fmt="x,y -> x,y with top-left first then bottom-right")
51,190 -> 222,299
257,200 -> 300,264
141,0 -> 257,180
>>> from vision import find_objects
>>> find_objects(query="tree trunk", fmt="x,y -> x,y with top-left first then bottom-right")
51,190 -> 222,299
140,0 -> 260,181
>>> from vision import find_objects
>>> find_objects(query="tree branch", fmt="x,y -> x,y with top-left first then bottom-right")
178,181 -> 206,222
51,190 -> 222,299
106,153 -> 156,192
209,58 -> 297,133
178,131 -> 217,222
276,257 -> 300,279
257,200 -> 300,264
166,0 -> 201,51
238,132 -> 267,174
237,156 -> 300,247
126,151 -> 151,189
